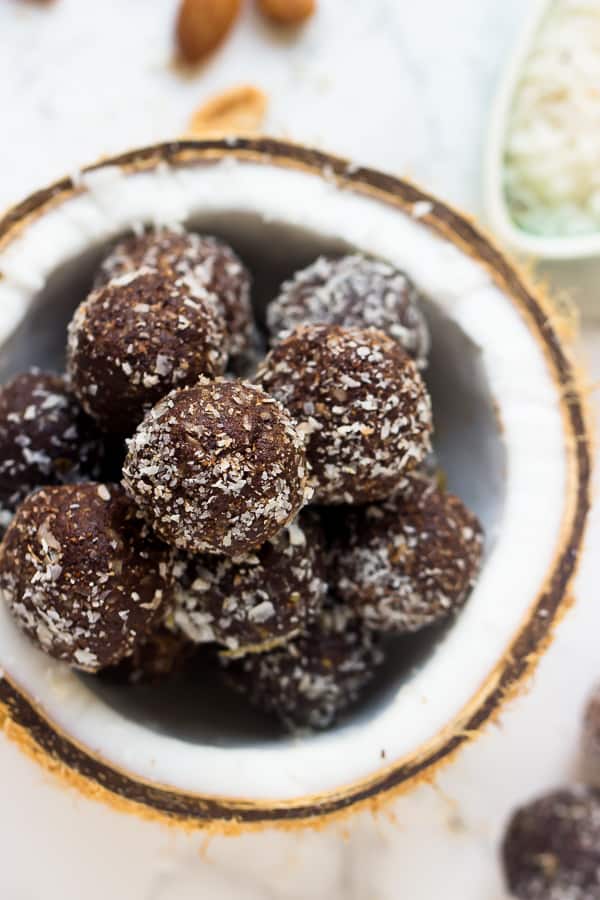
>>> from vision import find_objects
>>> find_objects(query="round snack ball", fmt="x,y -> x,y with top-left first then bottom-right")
123,379 -> 312,556
100,623 -> 194,685
331,471 -> 483,633
0,370 -> 103,519
222,605 -> 384,732
0,484 -> 174,672
255,324 -> 433,504
267,255 -> 430,368
67,269 -> 227,433
502,787 -> 600,900
95,228 -> 254,360
174,511 -> 328,655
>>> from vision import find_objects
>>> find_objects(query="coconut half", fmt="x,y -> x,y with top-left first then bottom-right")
0,139 -> 591,830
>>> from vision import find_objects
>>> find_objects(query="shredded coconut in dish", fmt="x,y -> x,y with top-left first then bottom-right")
505,0 -> 600,236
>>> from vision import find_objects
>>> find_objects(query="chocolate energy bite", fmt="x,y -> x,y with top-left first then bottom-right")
0,370 -> 103,519
330,471 -> 483,633
0,484 -> 174,671
95,228 -> 254,361
123,379 -> 312,556
267,254 -> 430,368
223,605 -> 384,732
255,324 -> 433,505
174,511 -> 328,655
67,269 -> 227,432
502,787 -> 600,900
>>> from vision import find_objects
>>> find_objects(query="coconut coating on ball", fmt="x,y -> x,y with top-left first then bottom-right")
267,255 -> 430,368
255,324 -> 433,505
222,605 -> 384,732
502,787 -> 600,900
0,484 -> 174,672
0,370 -> 103,519
330,472 -> 483,633
67,269 -> 227,432
95,228 -> 254,360
174,512 -> 327,655
123,379 -> 312,556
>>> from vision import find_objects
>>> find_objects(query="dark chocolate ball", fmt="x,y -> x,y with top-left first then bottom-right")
255,324 -> 433,504
330,471 -> 483,633
95,228 -> 254,361
0,483 -> 174,671
503,787 -> 600,900
0,370 -> 103,519
67,269 -> 228,432
267,254 -> 430,368
174,511 -> 328,655
222,605 -> 384,732
123,379 -> 312,556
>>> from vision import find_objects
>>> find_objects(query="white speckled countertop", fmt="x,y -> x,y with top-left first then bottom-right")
0,1 -> 598,898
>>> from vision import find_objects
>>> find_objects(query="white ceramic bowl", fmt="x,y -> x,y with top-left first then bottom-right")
0,139 -> 591,830
484,0 -> 600,261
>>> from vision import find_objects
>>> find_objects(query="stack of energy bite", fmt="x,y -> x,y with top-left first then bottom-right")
0,228 -> 484,733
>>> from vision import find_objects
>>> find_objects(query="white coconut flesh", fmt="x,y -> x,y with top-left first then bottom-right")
0,158 -> 567,802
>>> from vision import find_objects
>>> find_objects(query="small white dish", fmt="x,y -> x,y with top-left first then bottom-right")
484,0 -> 600,261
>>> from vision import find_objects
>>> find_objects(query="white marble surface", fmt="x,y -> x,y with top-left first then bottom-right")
0,1 -> 599,898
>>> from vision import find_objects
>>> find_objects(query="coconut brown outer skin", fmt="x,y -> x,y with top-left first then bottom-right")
502,787 -> 600,900
255,324 -> 432,504
123,379 -> 312,556
0,139 -> 591,832
95,229 -> 254,362
0,483 -> 174,671
67,270 -> 227,433
331,472 -> 484,633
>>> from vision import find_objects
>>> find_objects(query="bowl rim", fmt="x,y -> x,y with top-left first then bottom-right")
483,0 -> 600,261
0,136 -> 592,831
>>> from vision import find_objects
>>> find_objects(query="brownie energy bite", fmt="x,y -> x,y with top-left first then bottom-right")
123,379 -> 312,556
95,228 -> 254,361
255,323 -> 433,504
0,483 -> 174,671
0,370 -> 103,518
67,269 -> 227,432
174,511 -> 327,654
267,254 -> 430,368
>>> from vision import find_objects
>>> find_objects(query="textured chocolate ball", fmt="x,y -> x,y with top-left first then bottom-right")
502,787 -> 600,900
95,228 -> 254,360
582,685 -> 600,784
0,370 -> 103,519
330,471 -> 483,633
67,269 -> 227,432
255,324 -> 433,504
223,605 -> 384,732
267,255 -> 430,367
0,484 -> 174,671
123,379 -> 312,556
174,511 -> 327,655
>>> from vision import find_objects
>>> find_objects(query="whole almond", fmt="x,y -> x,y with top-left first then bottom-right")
186,85 -> 268,137
257,0 -> 315,25
176,0 -> 241,64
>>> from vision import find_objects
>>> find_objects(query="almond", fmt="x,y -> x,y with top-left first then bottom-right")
257,0 -> 315,25
186,85 -> 268,137
176,0 -> 241,64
